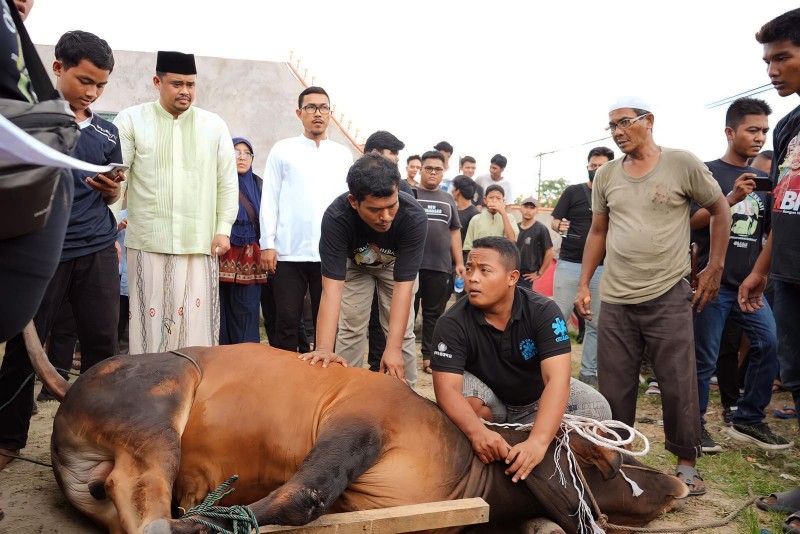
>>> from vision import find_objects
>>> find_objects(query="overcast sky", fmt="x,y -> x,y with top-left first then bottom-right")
27,0 -> 800,201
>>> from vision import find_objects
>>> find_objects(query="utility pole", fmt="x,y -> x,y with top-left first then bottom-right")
535,150 -> 557,205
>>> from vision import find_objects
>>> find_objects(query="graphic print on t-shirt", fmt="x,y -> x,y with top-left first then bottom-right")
731,194 -> 764,241
774,134 -> 800,215
421,199 -> 453,224
353,243 -> 396,268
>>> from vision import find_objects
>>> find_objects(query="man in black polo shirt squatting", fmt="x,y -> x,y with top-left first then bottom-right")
431,236 -> 610,481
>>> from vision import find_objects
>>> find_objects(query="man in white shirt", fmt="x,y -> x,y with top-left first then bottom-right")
475,154 -> 514,206
260,87 -> 353,352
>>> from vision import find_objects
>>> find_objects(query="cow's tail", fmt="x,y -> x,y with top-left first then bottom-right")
22,321 -> 69,401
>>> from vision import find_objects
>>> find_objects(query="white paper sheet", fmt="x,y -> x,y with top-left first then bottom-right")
0,112 -> 113,174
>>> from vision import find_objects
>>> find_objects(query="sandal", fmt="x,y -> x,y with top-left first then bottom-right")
774,379 -> 787,394
774,406 -> 798,420
757,487 -> 800,514
675,465 -> 706,496
784,511 -> 800,534
423,361 -> 432,375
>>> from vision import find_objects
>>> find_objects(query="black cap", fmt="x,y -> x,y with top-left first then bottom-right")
156,51 -> 197,75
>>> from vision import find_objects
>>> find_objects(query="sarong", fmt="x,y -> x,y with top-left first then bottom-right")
127,249 -> 219,355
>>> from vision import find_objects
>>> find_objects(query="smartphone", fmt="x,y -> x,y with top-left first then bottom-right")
100,163 -> 129,181
753,177 -> 773,192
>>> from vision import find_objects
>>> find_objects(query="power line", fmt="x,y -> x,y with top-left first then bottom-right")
705,84 -> 773,109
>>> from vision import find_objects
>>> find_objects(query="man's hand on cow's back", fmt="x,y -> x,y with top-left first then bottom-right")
505,436 -> 548,483
469,426 -> 512,465
300,349 -> 348,368
379,347 -> 406,384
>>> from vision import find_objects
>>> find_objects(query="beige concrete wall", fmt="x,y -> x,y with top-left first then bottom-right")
36,45 -> 363,174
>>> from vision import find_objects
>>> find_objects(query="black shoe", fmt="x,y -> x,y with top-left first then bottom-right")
701,427 -> 722,454
36,389 -> 57,402
722,406 -> 736,426
728,423 -> 793,450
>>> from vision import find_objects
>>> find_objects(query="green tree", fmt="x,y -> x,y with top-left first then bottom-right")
538,177 -> 570,207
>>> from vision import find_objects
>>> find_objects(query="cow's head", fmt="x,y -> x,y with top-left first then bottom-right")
496,428 -> 688,533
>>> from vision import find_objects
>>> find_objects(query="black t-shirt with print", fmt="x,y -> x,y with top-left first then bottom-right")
0,0 -> 34,102
771,105 -> 800,284
431,287 -> 571,406
551,183 -> 598,264
690,159 -> 769,290
517,220 -> 553,275
320,191 -> 428,282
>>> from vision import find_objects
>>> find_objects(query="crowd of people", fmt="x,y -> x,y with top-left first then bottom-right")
1,0 -> 799,530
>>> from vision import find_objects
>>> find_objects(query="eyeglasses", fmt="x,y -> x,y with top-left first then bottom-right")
423,166 -> 444,174
235,150 -> 253,159
301,104 -> 331,115
605,113 -> 649,132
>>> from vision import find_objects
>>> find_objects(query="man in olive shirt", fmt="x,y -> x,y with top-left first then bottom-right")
576,97 -> 730,496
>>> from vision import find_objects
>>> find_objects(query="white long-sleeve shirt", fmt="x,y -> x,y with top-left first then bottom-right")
259,135 -> 353,261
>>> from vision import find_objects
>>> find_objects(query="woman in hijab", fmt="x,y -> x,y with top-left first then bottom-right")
219,137 -> 267,344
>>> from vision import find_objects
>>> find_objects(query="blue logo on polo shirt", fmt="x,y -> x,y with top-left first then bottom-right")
519,339 -> 537,360
552,317 -> 570,343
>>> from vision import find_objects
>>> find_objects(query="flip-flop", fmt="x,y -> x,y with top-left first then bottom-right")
783,511 -> 800,534
675,465 -> 706,496
758,487 -> 800,514
774,406 -> 798,420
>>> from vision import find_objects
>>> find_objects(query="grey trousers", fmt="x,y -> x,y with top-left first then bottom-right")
597,279 -> 701,460
336,260 -> 418,389
463,373 -> 612,425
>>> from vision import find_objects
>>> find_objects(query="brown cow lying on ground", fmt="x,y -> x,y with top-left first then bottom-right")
37,344 -> 688,533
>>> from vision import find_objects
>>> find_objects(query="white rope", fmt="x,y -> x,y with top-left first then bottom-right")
483,414 -> 653,533
482,413 -> 650,456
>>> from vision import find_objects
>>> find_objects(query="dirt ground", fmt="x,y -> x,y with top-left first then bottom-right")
0,343 -> 797,533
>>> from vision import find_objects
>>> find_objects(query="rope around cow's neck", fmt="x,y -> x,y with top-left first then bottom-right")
485,415 -> 756,533
484,413 -> 651,456
484,414 -> 651,534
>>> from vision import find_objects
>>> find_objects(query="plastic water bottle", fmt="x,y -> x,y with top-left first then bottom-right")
454,276 -> 464,293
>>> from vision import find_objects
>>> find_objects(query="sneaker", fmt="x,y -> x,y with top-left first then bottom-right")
701,427 -> 722,453
722,406 -> 737,426
645,380 -> 661,396
728,423 -> 794,450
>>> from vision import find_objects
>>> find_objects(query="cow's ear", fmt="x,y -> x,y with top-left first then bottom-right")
569,434 -> 623,481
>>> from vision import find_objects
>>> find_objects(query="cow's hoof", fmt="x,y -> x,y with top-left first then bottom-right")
144,519 -> 172,534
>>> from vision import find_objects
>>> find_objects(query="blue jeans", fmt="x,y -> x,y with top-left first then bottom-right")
694,286 -> 778,426
772,279 -> 800,426
517,275 -> 533,291
553,260 -> 603,377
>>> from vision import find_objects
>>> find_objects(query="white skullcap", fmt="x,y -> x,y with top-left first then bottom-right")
608,96 -> 653,113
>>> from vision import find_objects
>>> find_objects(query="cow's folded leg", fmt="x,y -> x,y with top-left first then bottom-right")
250,417 -> 383,526
150,418 -> 383,534
105,450 -> 178,533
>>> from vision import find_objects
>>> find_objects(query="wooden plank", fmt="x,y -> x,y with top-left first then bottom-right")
259,498 -> 490,533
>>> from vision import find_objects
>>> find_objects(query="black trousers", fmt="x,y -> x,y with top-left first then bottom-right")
716,319 -> 746,409
261,278 -> 311,351
270,261 -> 321,352
46,301 -> 77,378
0,172 -> 72,342
367,286 -> 386,371
417,269 -> 452,362
0,245 -> 120,450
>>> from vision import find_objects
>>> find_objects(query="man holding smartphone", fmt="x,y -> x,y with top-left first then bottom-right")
690,97 -> 790,452
0,30 -> 122,470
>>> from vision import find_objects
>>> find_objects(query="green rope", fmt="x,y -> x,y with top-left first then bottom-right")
178,475 -> 259,534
